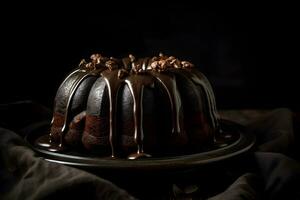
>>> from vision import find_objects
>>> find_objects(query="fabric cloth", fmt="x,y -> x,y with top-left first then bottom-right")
0,101 -> 136,200
0,101 -> 300,199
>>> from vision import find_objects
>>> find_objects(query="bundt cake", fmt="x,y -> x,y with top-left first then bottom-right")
38,53 -> 220,159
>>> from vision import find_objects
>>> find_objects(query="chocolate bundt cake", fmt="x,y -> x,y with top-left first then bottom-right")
45,53 -> 219,159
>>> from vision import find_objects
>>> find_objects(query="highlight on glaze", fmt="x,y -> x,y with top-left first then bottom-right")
40,53 -> 220,159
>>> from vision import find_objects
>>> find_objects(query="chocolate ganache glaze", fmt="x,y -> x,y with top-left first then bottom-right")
36,53 -> 220,159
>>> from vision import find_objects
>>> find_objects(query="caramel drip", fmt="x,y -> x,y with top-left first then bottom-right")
151,71 -> 183,135
122,57 -> 131,71
101,70 -> 123,157
189,69 -> 219,129
142,57 -> 150,71
125,74 -> 153,159
194,70 -> 219,128
171,69 -> 204,112
52,55 -> 110,146
59,72 -> 90,147
50,69 -> 81,141
57,68 -> 105,149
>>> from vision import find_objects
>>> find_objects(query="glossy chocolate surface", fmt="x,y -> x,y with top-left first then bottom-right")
41,54 -> 220,159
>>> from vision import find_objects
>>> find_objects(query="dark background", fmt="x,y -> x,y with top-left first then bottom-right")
0,3 -> 298,111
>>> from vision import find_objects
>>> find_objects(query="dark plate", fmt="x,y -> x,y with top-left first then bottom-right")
25,119 -> 255,172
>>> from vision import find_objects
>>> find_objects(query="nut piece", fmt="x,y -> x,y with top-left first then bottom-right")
79,59 -> 87,68
90,54 -> 102,64
79,53 -> 194,73
105,60 -> 119,71
148,53 -> 187,72
118,69 -> 129,79
181,61 -> 194,68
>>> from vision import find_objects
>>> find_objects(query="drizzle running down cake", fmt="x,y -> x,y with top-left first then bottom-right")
39,54 -> 220,159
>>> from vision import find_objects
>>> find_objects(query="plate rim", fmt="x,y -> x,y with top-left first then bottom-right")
25,119 -> 256,171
